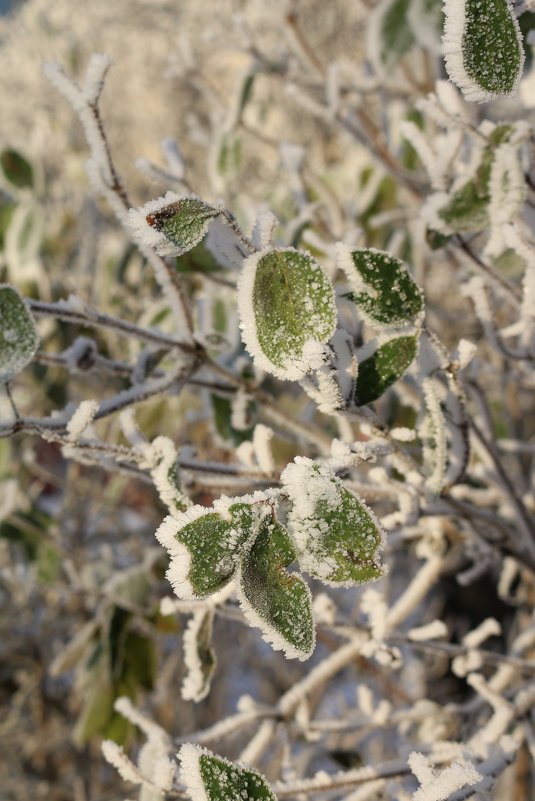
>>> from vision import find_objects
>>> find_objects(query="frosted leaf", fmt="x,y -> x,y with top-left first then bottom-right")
147,436 -> 190,513
337,245 -> 424,327
436,124 -> 516,234
409,751 -> 483,801
179,743 -> 278,801
128,192 -> 219,257
237,248 -> 337,380
182,608 -> 217,702
420,378 -> 448,495
66,399 -> 99,441
0,285 -> 39,383
368,0 -> 414,73
442,0 -> 525,102
354,334 -> 418,406
155,499 -> 259,599
281,457 -> 386,587
237,514 -> 315,660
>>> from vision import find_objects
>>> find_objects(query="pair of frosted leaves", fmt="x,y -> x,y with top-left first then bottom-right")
157,458 -> 386,662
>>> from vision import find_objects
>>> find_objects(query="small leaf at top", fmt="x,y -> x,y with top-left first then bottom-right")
369,0 -> 415,72
443,0 -> 525,102
338,246 -> 424,327
0,285 -> 39,383
281,458 -> 386,588
237,512 -> 315,660
238,247 -> 337,380
354,334 -> 418,406
127,192 -> 219,257
154,500 -> 257,599
179,743 -> 278,801
0,149 -> 34,189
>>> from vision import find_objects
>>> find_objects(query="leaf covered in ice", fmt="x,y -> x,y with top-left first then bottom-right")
0,284 -> 39,383
338,246 -> 424,327
179,744 -> 278,801
354,334 -> 418,406
128,192 -> 219,257
155,500 -> 257,599
237,513 -> 315,660
282,458 -> 386,587
238,248 -> 337,380
182,608 -> 217,702
443,0 -> 525,102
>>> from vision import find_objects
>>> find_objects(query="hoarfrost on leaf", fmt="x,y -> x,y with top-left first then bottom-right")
442,0 -> 525,102
0,285 -> 40,384
155,499 -> 259,599
182,608 -> 217,702
236,513 -> 315,660
128,192 -> 219,257
281,457 -> 386,587
237,247 -> 337,380
178,743 -> 278,801
337,245 -> 424,327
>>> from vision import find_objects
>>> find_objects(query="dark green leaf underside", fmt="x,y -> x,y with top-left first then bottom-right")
354,335 -> 417,406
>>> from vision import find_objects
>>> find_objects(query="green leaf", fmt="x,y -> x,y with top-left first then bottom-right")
370,0 -> 415,71
129,193 -> 219,257
443,0 -> 525,102
155,500 -> 257,599
437,124 -> 518,233
179,744 -> 278,801
339,247 -> 424,327
211,393 -> 255,447
182,608 -> 217,702
354,334 -> 418,406
0,285 -> 39,383
0,149 -> 34,189
237,512 -> 315,660
282,458 -> 386,587
238,248 -> 337,380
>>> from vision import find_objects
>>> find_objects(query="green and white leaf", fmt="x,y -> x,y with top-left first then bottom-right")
182,608 -> 217,702
420,378 -> 448,495
128,192 -> 219,257
281,457 -> 386,587
155,499 -> 259,599
236,513 -> 315,660
0,285 -> 39,383
337,245 -> 424,328
179,744 -> 278,801
427,123 -> 527,234
238,247 -> 337,380
144,436 -> 190,513
368,0 -> 415,72
443,0 -> 525,102
354,334 -> 419,406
